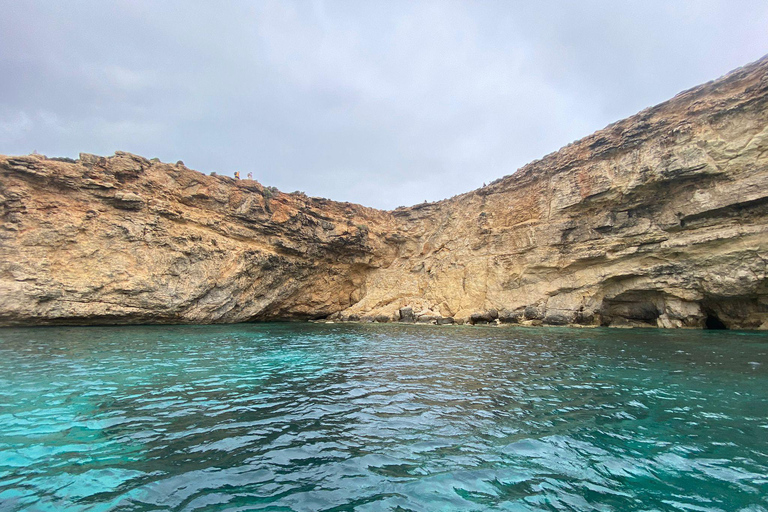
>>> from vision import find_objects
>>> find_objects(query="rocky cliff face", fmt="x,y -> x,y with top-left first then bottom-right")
0,153 -> 399,325
2,56 -> 768,329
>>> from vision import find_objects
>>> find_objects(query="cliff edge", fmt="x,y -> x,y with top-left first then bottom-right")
2,56 -> 768,329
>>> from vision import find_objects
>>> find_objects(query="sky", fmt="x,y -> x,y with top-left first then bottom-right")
1,1 -> 768,209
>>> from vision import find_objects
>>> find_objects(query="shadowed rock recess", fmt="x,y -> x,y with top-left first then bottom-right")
2,57 -> 768,329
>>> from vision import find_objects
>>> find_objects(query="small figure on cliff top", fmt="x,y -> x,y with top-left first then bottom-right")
234,171 -> 240,180
247,172 -> 253,180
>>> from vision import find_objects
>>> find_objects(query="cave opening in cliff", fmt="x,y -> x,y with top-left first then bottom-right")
705,314 -> 728,330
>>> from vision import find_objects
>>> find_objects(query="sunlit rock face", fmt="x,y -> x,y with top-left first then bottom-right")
2,56 -> 768,329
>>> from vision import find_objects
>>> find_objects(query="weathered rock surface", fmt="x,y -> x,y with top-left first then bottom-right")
2,56 -> 768,329
0,153 -> 398,324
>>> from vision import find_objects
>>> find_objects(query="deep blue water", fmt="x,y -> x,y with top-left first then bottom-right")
0,323 -> 766,511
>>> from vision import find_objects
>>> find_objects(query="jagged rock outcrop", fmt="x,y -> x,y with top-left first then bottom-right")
2,56 -> 768,329
0,153 -> 399,324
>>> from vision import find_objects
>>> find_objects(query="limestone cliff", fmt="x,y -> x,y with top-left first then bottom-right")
0,153 -> 398,324
2,56 -> 768,329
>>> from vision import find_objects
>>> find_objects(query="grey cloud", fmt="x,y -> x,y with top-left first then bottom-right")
1,0 -> 767,208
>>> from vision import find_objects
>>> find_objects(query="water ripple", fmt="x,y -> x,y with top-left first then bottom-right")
0,323 -> 767,511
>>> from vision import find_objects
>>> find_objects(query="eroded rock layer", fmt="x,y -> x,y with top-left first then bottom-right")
2,56 -> 768,328
0,153 -> 398,324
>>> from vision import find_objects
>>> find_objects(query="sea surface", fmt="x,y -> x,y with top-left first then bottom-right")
0,323 -> 766,512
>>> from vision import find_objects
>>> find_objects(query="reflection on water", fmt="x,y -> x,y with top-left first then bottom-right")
0,323 -> 766,511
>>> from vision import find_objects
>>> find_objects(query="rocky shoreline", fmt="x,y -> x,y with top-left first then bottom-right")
2,55 -> 768,329
319,307 -> 580,328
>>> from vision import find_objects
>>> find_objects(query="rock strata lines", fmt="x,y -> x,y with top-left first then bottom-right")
2,56 -> 768,329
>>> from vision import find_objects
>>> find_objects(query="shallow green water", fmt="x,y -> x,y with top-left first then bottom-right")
0,323 -> 766,511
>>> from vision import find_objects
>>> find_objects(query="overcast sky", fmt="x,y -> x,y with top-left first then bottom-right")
2,1 -> 768,209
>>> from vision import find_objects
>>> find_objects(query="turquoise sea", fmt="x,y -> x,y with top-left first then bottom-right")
0,323 -> 766,511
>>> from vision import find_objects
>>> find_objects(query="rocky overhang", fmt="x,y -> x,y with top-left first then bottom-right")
2,55 -> 768,329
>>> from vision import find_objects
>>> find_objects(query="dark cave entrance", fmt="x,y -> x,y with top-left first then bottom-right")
705,314 -> 728,330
